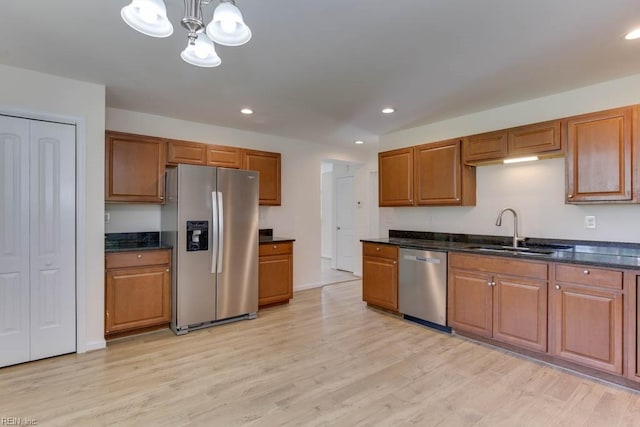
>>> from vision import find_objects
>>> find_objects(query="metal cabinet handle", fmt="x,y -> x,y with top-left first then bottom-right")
487,281 -> 495,287
393,261 -> 397,264
555,285 -> 561,290
567,194 -> 573,199
137,254 -> 142,259
376,247 -> 380,251
160,196 -> 164,200
583,269 -> 590,275
165,268 -> 170,272
273,245 -> 277,249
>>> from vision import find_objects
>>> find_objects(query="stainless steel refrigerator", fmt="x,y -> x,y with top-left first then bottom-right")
161,164 -> 259,335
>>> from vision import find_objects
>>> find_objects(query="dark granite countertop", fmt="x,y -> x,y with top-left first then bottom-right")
361,231 -> 640,270
259,236 -> 296,244
105,232 -> 172,253
259,228 -> 295,244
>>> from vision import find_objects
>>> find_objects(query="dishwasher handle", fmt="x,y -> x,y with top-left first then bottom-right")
403,254 -> 442,264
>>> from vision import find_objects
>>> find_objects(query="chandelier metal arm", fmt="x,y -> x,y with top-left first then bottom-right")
181,0 -> 205,34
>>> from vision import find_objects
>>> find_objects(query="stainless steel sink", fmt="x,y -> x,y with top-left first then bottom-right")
465,245 -> 555,256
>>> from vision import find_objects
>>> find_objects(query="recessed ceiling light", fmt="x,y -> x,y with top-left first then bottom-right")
381,107 -> 395,114
625,28 -> 640,40
240,108 -> 253,115
354,140 -> 364,145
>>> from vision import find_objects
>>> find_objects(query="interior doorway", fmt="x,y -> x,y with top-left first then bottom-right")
320,160 -> 359,285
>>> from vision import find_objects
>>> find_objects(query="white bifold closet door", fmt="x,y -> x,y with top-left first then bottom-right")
0,115 -> 76,368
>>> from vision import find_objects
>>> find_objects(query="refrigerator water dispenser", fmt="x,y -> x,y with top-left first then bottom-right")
186,220 -> 208,251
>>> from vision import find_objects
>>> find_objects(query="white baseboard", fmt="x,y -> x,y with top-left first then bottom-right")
294,282 -> 324,292
81,340 -> 106,353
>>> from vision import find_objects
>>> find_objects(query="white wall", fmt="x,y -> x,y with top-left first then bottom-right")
106,108 -> 377,290
0,64 -> 106,351
379,73 -> 640,243
320,168 -> 334,259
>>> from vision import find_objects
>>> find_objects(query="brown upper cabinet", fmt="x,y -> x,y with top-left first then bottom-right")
464,130 -> 508,163
106,131 -> 281,206
464,120 -> 562,164
167,139 -> 242,168
105,131 -> 166,203
379,142 -> 475,207
414,139 -> 475,206
565,106 -> 638,203
166,139 -> 207,165
379,147 -> 414,206
207,144 -> 242,168
243,149 -> 281,205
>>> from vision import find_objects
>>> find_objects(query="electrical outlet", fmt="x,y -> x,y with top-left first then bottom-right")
584,215 -> 596,229
104,212 -> 110,224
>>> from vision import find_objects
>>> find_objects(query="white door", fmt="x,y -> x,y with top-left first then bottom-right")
335,176 -> 355,272
0,116 -> 76,367
0,116 -> 31,366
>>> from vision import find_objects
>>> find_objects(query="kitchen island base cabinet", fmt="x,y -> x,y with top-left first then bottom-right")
259,242 -> 293,307
362,243 -> 398,311
105,249 -> 171,338
448,253 -> 548,353
551,264 -> 624,375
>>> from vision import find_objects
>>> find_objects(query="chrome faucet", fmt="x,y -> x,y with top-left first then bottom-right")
496,208 -> 525,248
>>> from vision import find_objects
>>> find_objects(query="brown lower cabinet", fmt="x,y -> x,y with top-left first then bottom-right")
630,274 -> 640,381
362,243 -> 398,311
551,264 -> 624,374
259,242 -> 293,307
105,249 -> 171,337
448,253 -> 548,352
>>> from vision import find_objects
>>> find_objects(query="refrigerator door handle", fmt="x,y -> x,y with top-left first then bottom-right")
217,191 -> 224,273
211,191 -> 219,274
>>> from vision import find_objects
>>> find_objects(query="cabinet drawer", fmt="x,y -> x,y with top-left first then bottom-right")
449,252 -> 547,280
363,243 -> 398,260
555,264 -> 623,289
259,242 -> 292,256
106,249 -> 171,269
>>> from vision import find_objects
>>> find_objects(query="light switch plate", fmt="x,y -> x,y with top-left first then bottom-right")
584,215 -> 596,229
104,212 -> 110,224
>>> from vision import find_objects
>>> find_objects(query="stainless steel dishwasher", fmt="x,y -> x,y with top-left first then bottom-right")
399,248 -> 450,332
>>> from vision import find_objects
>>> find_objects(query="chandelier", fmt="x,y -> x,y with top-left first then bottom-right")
121,0 -> 252,67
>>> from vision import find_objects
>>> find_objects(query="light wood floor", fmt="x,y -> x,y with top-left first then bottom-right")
2,280 -> 640,426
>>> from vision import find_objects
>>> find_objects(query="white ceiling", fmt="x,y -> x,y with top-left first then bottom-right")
2,1 -> 640,147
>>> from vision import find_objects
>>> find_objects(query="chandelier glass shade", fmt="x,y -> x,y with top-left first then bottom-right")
120,0 -> 251,67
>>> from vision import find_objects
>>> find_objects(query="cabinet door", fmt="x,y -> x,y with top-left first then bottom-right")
362,256 -> 398,311
414,139 -> 475,206
207,145 -> 241,168
565,107 -> 635,203
464,131 -> 508,163
167,139 -> 207,165
378,148 -> 414,206
630,275 -> 640,381
105,131 -> 166,203
447,269 -> 493,337
258,254 -> 293,306
552,283 -> 623,374
243,149 -> 281,205
508,120 -> 562,157
493,276 -> 547,352
105,265 -> 171,334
